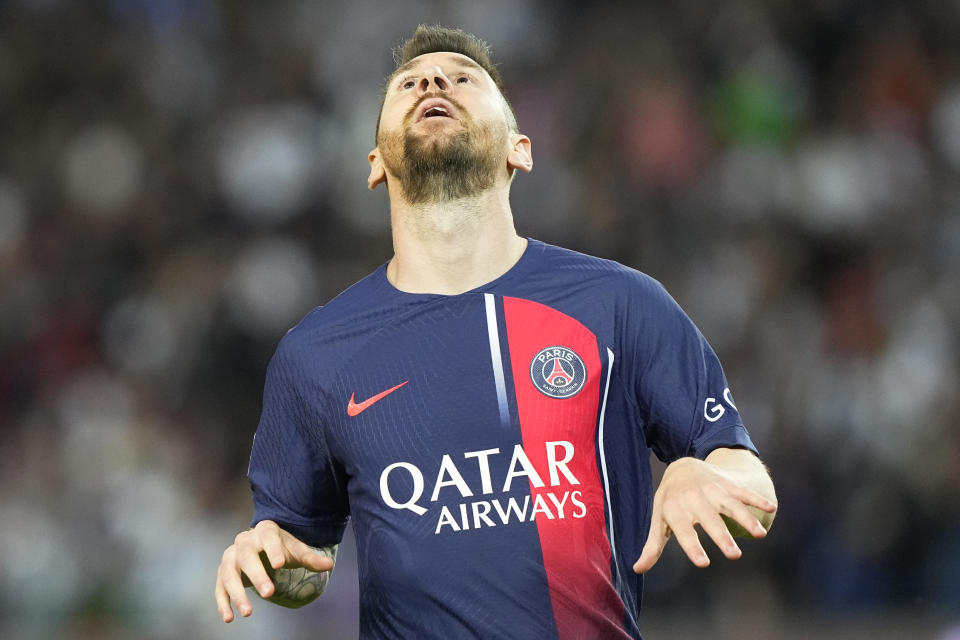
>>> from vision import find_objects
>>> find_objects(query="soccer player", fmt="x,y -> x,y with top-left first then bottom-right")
214,24 -> 777,639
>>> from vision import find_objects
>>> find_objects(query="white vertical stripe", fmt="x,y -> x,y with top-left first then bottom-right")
598,347 -> 618,564
484,293 -> 510,427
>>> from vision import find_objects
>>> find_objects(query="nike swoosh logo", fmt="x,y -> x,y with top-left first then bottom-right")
347,381 -> 408,416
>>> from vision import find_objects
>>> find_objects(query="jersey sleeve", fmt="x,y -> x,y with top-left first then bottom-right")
248,333 -> 350,547
623,275 -> 757,463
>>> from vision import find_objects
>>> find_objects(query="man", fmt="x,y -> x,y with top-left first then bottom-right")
214,24 -> 777,639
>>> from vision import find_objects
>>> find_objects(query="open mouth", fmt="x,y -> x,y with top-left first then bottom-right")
416,98 -> 457,122
423,106 -> 450,118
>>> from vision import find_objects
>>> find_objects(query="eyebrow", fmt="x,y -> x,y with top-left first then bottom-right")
388,55 -> 486,83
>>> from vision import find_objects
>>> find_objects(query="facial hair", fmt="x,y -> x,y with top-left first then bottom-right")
378,104 -> 509,205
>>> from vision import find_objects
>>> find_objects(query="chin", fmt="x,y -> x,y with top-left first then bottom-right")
407,130 -> 469,157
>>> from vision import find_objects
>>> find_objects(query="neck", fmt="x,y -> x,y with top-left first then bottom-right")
387,187 -> 526,295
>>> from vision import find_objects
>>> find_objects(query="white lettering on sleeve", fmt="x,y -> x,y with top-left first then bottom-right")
723,387 -> 737,409
704,397 -> 725,422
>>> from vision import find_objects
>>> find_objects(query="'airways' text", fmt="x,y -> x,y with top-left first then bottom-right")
434,491 -> 586,534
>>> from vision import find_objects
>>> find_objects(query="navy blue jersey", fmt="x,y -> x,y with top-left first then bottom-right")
248,239 -> 756,639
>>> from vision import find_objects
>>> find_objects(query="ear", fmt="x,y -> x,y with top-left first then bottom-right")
506,134 -> 533,174
367,147 -> 387,190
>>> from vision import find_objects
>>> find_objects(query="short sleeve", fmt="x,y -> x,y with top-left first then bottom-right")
625,276 -> 757,463
248,334 -> 350,547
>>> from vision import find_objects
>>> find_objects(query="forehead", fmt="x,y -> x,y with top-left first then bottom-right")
389,51 -> 490,82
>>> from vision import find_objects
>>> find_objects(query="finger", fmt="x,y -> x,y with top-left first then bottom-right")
698,512 -> 742,560
297,548 -> 335,573
238,547 -> 275,599
720,499 -> 769,538
260,528 -> 288,570
214,575 -> 234,623
220,562 -> 254,618
634,497 -> 667,574
283,535 -> 335,572
633,522 -> 669,574
670,520 -> 710,568
729,486 -> 777,513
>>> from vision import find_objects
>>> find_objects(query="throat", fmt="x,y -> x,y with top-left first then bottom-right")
389,205 -> 525,295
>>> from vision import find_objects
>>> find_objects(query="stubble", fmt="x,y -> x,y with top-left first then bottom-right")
378,107 -> 508,205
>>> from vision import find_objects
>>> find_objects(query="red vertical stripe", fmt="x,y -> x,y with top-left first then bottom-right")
503,297 -> 629,639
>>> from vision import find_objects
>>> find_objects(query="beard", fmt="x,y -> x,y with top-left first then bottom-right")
378,111 -> 508,205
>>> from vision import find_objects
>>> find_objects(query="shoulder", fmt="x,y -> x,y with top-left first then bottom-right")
530,239 -> 672,301
272,265 -> 396,372
524,241 -> 695,342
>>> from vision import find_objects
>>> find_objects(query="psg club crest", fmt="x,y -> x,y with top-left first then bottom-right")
530,346 -> 587,399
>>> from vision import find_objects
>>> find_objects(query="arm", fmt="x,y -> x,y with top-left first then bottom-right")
633,447 -> 777,574
215,520 -> 337,622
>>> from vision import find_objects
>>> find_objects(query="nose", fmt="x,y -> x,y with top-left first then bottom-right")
417,67 -> 451,95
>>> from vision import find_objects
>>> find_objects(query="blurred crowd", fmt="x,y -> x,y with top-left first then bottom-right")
0,1 -> 958,638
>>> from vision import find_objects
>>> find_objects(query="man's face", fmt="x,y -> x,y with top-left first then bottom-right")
372,52 -> 514,204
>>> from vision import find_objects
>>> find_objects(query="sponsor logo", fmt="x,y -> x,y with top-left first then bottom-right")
529,346 -> 587,399
379,441 -> 587,535
347,381 -> 408,416
704,387 -> 737,422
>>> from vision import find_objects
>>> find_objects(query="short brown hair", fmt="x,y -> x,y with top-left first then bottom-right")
375,25 -> 518,141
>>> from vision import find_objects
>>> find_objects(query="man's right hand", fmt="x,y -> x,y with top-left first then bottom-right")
214,520 -> 335,622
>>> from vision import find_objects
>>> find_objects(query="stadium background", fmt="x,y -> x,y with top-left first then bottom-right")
0,1 -> 958,638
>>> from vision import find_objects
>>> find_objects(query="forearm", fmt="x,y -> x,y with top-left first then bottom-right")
250,544 -> 339,608
704,447 -> 777,534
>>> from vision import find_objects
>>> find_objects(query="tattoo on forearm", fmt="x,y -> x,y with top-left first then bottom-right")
262,545 -> 338,608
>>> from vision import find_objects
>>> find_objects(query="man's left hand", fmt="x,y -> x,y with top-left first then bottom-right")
633,449 -> 777,574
